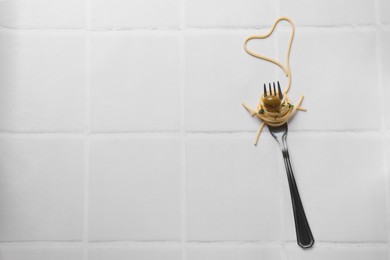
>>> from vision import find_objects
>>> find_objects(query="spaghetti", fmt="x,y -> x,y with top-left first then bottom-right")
242,16 -> 306,145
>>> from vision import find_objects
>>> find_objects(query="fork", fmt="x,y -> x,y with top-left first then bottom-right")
265,82 -> 314,249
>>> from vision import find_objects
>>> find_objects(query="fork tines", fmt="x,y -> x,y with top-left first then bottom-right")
263,81 -> 283,100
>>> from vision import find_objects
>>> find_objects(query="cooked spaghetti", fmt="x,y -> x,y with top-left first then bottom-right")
242,16 -> 306,145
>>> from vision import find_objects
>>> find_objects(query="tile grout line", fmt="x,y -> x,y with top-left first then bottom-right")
276,1 -> 288,259
375,0 -> 385,132
83,0 -> 92,258
385,137 -> 390,255
0,24 -> 386,32
0,240 -> 388,250
179,0 -> 187,259
0,130 -> 388,137
375,0 -> 382,27
382,132 -> 390,255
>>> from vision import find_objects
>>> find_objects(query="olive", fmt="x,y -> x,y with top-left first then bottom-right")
263,96 -> 281,112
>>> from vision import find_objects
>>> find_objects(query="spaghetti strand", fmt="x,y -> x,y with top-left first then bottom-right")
242,17 -> 305,145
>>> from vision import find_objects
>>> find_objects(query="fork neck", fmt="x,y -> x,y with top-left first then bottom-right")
278,135 -> 289,153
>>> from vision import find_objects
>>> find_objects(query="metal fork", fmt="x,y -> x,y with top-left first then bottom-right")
264,81 -> 283,100
265,82 -> 314,249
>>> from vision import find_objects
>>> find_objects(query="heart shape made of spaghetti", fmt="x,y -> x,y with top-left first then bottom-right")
243,16 -> 295,84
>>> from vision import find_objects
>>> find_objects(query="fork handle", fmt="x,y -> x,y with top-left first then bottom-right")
280,137 -> 314,249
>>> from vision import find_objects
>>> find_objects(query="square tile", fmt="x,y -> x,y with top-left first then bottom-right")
88,246 -> 181,260
280,0 -> 375,26
0,31 -> 85,132
278,28 -> 380,131
285,245 -> 388,260
0,247 -> 83,260
381,0 -> 390,24
91,32 -> 180,132
187,245 -> 282,260
91,0 -> 179,29
283,133 -> 387,242
186,136 -> 281,241
0,0 -> 85,29
89,137 -> 181,241
0,137 -> 84,241
186,0 -> 276,28
185,30 -> 277,132
381,29 -> 390,129
385,135 -> 390,235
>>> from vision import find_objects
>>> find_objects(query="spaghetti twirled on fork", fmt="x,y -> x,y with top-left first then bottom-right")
242,16 -> 306,145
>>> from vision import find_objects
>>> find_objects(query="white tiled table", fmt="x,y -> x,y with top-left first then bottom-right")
0,0 -> 389,259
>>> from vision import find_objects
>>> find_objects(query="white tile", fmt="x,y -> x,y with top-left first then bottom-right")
186,136 -> 281,241
91,0 -> 179,29
91,32 -> 180,132
282,133 -> 387,242
0,31 -> 85,132
186,0 -> 276,28
88,246 -> 181,260
0,137 -> 84,241
185,31 -> 277,132
89,137 -> 181,241
285,245 -> 388,260
280,0 -> 375,26
0,247 -> 83,260
381,29 -> 390,129
0,0 -> 85,29
385,135 -> 390,234
386,134 -> 390,172
381,0 -> 390,24
278,28 -> 380,131
187,245 -> 282,260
